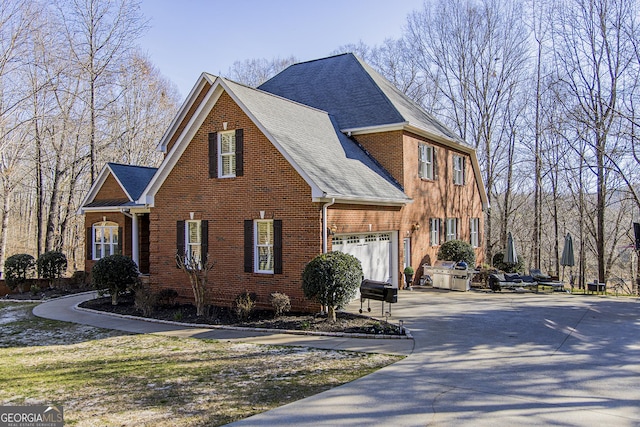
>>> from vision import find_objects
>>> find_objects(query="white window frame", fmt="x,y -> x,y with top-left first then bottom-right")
470,218 -> 480,248
218,130 -> 236,178
453,155 -> 465,185
419,144 -> 434,180
92,221 -> 119,260
446,218 -> 458,241
185,220 -> 202,266
430,218 -> 440,246
255,220 -> 274,274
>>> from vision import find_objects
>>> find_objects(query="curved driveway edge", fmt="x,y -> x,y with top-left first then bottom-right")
31,291 -> 414,356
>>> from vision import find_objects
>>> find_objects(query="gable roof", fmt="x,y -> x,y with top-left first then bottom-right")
80,163 -> 158,212
140,74 -> 410,206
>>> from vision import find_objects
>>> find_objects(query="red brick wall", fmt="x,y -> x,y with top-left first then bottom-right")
94,174 -> 128,201
84,212 -> 131,274
341,130 -> 485,286
150,91 -> 322,311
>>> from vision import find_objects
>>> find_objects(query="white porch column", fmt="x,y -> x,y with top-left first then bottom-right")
131,213 -> 139,268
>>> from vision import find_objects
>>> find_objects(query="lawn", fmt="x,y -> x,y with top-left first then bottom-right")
0,302 -> 402,426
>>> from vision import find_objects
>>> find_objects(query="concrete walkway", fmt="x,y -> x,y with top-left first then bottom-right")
33,290 -> 640,426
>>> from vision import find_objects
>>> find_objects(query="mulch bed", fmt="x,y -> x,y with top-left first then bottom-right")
80,295 -> 404,336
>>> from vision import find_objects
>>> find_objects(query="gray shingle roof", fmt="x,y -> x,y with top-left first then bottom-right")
220,78 -> 409,203
107,163 -> 158,201
259,53 -> 463,143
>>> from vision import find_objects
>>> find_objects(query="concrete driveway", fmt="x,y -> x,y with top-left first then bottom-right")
229,289 -> 640,426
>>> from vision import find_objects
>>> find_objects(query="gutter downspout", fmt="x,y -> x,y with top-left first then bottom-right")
322,198 -> 335,253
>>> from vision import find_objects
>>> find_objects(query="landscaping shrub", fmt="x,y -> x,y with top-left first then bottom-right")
37,251 -> 67,288
157,288 -> 179,306
302,251 -> 362,322
270,292 -> 291,318
134,285 -> 157,317
492,252 -> 525,273
4,254 -> 36,293
437,240 -> 476,266
71,270 -> 89,288
91,254 -> 140,305
234,291 -> 256,321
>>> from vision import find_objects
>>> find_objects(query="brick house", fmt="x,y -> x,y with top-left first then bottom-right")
80,53 -> 487,311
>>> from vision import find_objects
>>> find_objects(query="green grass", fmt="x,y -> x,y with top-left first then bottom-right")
0,303 -> 402,426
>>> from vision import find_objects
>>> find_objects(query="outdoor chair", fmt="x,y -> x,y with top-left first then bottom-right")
530,269 -> 551,282
489,273 -> 537,292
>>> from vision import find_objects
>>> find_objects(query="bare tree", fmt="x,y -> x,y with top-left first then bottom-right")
104,51 -> 180,166
226,56 -> 297,87
57,0 -> 147,184
176,253 -> 215,317
406,0 -> 530,264
0,0 -> 34,267
552,0 -> 637,283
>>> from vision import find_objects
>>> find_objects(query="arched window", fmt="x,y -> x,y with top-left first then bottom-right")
92,221 -> 120,260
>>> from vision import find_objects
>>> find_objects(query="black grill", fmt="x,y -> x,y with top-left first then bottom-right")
360,279 -> 397,303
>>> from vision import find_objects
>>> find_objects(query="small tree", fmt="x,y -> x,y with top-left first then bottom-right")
4,254 -> 36,293
176,253 -> 215,316
302,252 -> 362,322
437,240 -> 476,266
91,255 -> 140,305
37,251 -> 67,288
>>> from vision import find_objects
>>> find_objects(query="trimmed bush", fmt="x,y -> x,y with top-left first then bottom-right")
91,255 -> 139,305
437,240 -> 476,266
270,292 -> 291,318
302,251 -> 362,322
37,251 -> 67,288
4,254 -> 36,293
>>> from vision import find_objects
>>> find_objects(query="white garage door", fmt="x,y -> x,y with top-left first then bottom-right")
332,233 -> 392,283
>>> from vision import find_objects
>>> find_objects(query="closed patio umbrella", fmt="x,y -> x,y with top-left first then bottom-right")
561,233 -> 575,285
505,232 -> 518,264
560,233 -> 575,267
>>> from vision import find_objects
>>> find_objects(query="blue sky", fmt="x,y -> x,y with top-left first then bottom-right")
139,0 -> 424,97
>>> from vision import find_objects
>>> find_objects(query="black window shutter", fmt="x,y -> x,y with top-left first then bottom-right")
86,227 -> 93,260
439,219 -> 444,244
433,148 -> 438,179
118,227 -> 123,255
462,157 -> 466,184
208,132 -> 217,178
244,220 -> 253,273
235,129 -> 244,177
274,220 -> 283,274
201,220 -> 209,263
176,220 -> 185,268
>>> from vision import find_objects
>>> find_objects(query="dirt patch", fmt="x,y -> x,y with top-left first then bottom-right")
80,295 -> 404,336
